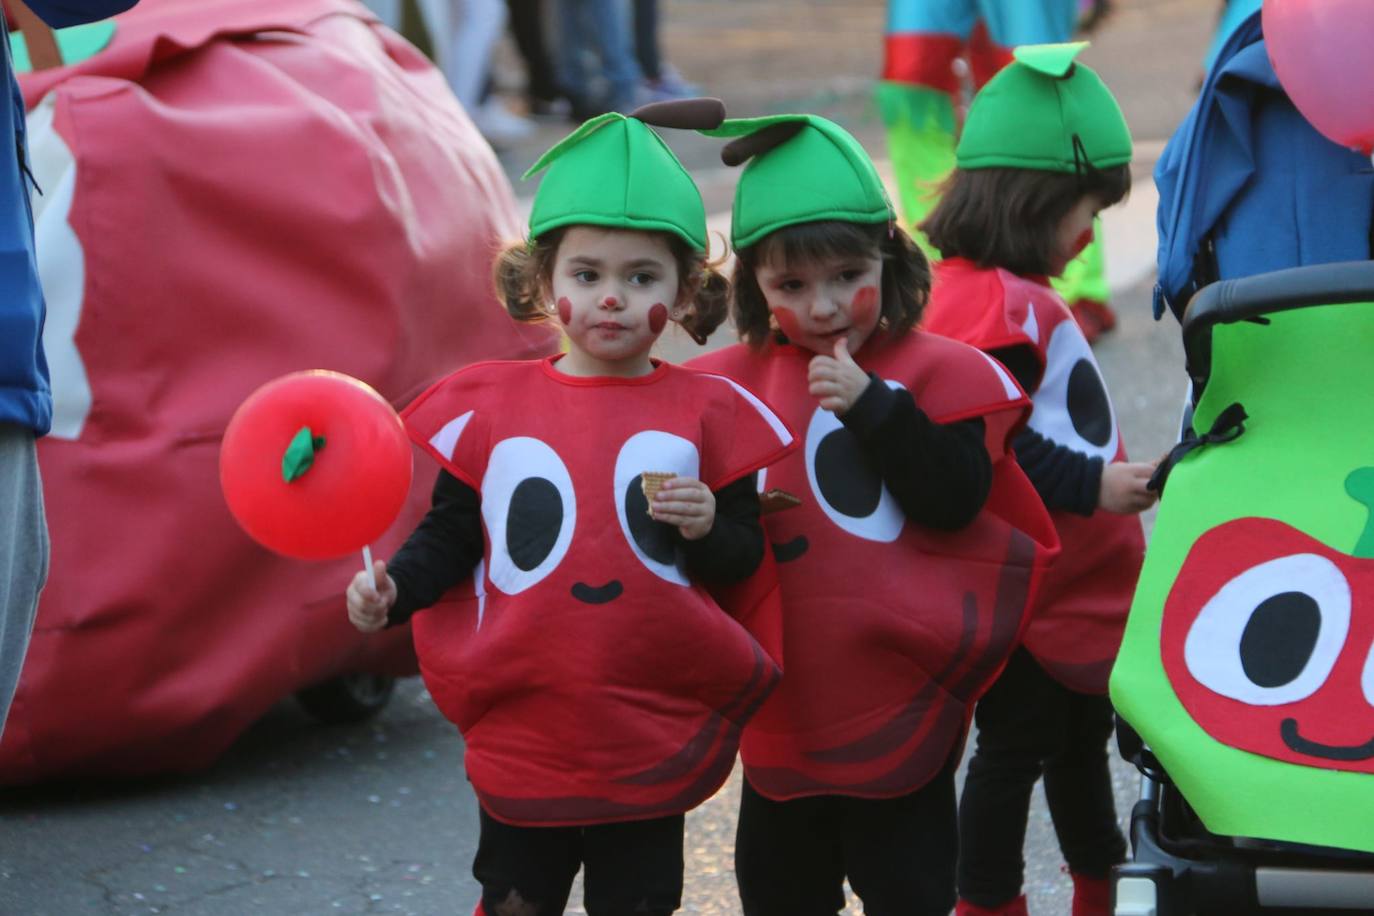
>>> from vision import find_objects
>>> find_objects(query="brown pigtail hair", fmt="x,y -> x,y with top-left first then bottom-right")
492,230 -> 565,322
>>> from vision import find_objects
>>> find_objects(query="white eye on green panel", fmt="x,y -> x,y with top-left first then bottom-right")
1185,553 -> 1351,706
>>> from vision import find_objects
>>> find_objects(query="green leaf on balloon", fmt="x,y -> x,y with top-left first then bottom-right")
282,427 -> 326,483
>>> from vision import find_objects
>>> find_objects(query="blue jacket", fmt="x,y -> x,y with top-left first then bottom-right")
1154,9 -> 1374,321
1,0 -> 137,435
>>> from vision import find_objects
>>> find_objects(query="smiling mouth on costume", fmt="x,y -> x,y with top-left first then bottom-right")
572,580 -> 624,604
1280,718 -> 1374,761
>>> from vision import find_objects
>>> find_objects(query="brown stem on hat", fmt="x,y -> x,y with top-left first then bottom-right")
630,98 -> 726,131
721,122 -> 805,167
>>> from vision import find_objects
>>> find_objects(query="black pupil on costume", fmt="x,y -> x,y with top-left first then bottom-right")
1240,591 -> 1321,688
816,428 -> 881,518
1067,359 -> 1112,448
507,478 -> 562,571
626,476 -> 677,564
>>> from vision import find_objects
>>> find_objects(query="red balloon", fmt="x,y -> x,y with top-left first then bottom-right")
1265,0 -> 1374,154
220,371 -> 413,560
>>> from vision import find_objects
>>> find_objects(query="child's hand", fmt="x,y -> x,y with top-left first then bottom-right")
347,559 -> 397,633
651,476 -> 716,541
808,338 -> 870,416
1099,461 -> 1160,514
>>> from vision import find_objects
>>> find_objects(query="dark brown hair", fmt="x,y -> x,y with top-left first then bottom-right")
731,220 -> 931,347
919,165 -> 1131,276
492,226 -> 729,345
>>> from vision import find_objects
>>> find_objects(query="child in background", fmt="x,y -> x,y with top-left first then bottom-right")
919,42 -> 1155,916
690,114 -> 1059,916
345,99 -> 796,916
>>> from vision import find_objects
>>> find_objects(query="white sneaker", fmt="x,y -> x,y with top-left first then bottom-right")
472,99 -> 536,148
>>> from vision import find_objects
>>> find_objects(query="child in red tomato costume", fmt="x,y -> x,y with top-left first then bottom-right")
344,99 -> 797,916
919,44 -> 1155,916
689,114 -> 1059,916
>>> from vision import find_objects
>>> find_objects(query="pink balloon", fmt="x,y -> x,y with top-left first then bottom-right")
1265,0 -> 1374,154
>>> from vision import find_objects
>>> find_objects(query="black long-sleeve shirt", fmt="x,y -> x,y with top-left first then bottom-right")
384,471 -> 764,626
840,373 -> 992,530
992,345 -> 1102,516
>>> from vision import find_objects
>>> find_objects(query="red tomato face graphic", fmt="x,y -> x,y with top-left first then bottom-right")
1162,517 -> 1374,771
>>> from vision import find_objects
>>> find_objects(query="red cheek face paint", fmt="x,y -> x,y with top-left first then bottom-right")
850,286 -> 880,329
557,296 -> 572,325
1069,228 -> 1094,260
770,308 -> 804,343
648,303 -> 668,333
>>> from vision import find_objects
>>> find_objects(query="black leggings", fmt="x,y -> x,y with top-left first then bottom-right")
957,648 -> 1127,908
734,748 -> 960,916
474,807 -> 684,915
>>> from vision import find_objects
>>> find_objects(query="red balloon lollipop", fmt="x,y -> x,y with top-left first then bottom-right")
1265,0 -> 1374,154
220,371 -> 413,560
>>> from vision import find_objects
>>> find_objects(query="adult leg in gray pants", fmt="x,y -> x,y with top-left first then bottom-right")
0,423 -> 48,742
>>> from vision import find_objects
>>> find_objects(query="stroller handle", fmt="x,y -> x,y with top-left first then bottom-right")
1182,260 -> 1374,395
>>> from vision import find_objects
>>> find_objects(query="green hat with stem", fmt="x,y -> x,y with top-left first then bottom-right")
956,42 -> 1132,173
523,99 -> 726,252
705,114 -> 894,251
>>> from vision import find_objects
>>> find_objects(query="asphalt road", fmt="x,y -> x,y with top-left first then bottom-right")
1,1 -> 1213,913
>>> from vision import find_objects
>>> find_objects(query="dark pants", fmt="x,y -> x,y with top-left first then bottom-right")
631,0 -> 660,81
504,0 -> 560,102
734,750 -> 960,916
474,807 -> 684,915
957,648 -> 1127,908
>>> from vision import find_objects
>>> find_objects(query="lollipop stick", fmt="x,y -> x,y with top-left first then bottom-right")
362,544 -> 376,591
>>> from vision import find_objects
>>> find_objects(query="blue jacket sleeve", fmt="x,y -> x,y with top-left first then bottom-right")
23,0 -> 138,29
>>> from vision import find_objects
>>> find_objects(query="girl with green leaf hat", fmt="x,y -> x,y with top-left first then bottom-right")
920,42 -> 1152,916
689,113 -> 1059,916
346,99 -> 801,916
878,0 -> 1120,342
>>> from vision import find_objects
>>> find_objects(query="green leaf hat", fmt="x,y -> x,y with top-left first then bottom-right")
705,114 -> 894,251
956,42 -> 1132,174
523,99 -> 727,252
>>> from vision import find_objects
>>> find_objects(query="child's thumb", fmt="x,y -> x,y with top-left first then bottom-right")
833,336 -> 853,363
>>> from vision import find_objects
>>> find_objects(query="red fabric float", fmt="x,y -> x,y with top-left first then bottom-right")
0,0 -> 557,783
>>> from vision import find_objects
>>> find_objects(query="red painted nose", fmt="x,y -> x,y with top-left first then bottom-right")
602,296 -> 619,308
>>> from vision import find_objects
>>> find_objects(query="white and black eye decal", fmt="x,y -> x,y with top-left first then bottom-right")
481,437 -> 575,595
1363,635 -> 1374,709
804,382 -> 904,543
615,431 -> 698,586
1185,554 -> 1351,705
1027,319 -> 1118,461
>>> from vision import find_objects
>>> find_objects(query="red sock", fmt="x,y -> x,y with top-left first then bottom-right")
955,895 -> 1030,916
1071,871 -> 1112,916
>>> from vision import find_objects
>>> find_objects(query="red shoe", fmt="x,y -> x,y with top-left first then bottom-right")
1071,871 -> 1112,916
956,895 -> 1030,916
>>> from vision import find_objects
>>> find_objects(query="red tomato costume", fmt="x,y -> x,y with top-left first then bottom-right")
690,331 -> 1058,799
400,356 -> 796,826
924,257 -> 1145,693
